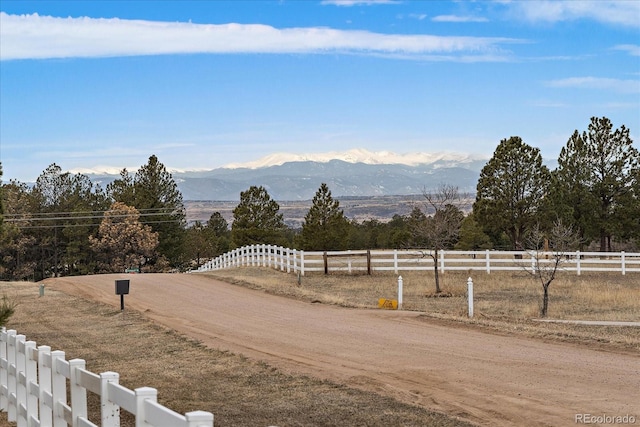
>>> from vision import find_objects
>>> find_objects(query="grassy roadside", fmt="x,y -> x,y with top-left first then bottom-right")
200,267 -> 640,353
0,280 -> 473,427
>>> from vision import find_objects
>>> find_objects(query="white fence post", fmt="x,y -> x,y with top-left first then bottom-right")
69,358 -> 88,426
467,277 -> 474,318
100,371 -> 120,427
24,341 -> 38,427
485,250 -> 490,274
576,250 -> 581,276
300,250 -> 305,277
440,250 -> 445,273
622,251 -> 626,275
0,329 -> 8,414
38,345 -> 53,427
393,250 -> 398,275
7,330 -> 17,423
185,410 -> 214,427
51,350 -> 68,427
397,276 -> 403,310
15,334 -> 26,427
135,386 -> 158,427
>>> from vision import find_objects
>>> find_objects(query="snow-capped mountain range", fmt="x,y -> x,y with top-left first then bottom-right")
223,149 -> 486,170
78,149 -> 490,200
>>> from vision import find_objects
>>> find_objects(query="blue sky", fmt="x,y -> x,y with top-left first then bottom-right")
1,0 -> 639,182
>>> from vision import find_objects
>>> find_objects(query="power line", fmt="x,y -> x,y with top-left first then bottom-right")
11,219 -> 182,230
5,211 -> 181,223
3,207 -> 177,218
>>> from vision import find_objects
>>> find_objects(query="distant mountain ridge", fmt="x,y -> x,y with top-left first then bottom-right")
222,148 -> 486,169
79,149 -> 489,200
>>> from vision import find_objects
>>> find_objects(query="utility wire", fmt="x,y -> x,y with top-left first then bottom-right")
3,207 -> 177,218
11,219 -> 182,229
5,211 -> 182,223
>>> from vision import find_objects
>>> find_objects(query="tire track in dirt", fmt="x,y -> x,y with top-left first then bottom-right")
44,273 -> 639,427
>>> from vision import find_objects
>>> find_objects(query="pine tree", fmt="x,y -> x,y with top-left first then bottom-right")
231,186 -> 286,247
108,155 -> 186,268
474,137 -> 551,250
552,117 -> 638,251
134,155 -> 186,266
298,183 -> 350,250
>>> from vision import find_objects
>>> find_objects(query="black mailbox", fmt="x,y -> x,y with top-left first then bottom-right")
116,279 -> 130,295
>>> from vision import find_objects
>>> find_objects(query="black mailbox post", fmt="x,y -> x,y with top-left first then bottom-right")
115,279 -> 130,310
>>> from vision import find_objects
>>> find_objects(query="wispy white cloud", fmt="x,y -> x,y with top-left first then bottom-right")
613,44 -> 640,56
506,1 -> 640,27
0,12 -> 521,61
409,13 -> 428,21
546,77 -> 640,94
320,0 -> 401,6
432,15 -> 489,23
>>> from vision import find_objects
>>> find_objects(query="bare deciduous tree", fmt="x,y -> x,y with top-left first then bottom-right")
409,184 -> 467,294
525,220 -> 580,317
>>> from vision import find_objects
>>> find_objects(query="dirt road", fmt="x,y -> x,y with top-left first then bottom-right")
44,273 -> 639,427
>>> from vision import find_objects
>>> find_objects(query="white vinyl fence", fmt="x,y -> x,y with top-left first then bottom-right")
0,328 -> 214,427
193,245 -> 640,276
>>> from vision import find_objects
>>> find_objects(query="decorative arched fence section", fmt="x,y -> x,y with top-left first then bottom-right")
193,245 -> 640,276
0,328 -> 214,427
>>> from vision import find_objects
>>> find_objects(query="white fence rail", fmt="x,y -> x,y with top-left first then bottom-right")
194,245 -> 640,276
0,328 -> 214,427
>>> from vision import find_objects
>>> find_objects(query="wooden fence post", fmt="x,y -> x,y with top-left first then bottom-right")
323,252 -> 328,275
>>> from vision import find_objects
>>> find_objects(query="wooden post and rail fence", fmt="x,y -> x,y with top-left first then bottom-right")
0,328 -> 214,427
194,245 -> 640,276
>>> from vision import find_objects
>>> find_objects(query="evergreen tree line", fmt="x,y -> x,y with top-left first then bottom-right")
1,117 -> 638,280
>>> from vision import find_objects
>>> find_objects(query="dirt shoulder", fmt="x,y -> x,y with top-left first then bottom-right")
36,273 -> 639,427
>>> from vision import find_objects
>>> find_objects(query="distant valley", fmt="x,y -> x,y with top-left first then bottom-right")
184,194 -> 460,228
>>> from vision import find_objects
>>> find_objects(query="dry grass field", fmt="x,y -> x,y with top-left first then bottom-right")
202,267 -> 640,351
0,267 -> 637,426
